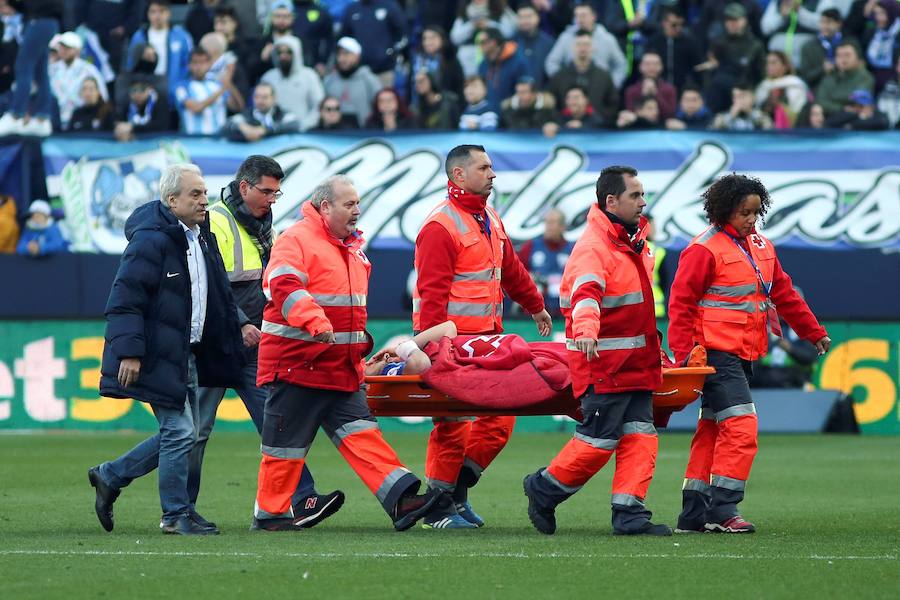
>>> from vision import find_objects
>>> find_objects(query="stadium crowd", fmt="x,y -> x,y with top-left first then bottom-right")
0,0 -> 898,140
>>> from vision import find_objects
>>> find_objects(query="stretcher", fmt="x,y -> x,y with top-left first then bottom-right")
366,366 -> 714,421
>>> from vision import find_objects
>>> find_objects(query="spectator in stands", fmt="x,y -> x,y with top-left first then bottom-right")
697,0 -> 764,51
877,54 -> 900,127
0,0 -> 21,98
501,76 -> 554,129
799,8 -> 846,89
515,207 -> 572,317
605,0 -> 665,72
411,26 -> 465,104
339,0 -> 407,87
624,51 -> 677,120
67,76 -> 114,132
815,40 -> 875,116
699,2 -> 767,113
291,0 -> 334,77
645,7 -> 703,91
666,84 -> 713,130
223,81 -> 299,141
174,47 -> 228,135
451,0 -> 517,77
760,0 -> 822,66
526,0 -> 573,38
862,1 -> 900,92
843,0 -> 879,41
256,0 -> 296,82
114,74 -> 170,141
49,31 -> 109,131
114,43 -> 169,121
310,95 -> 359,131
324,36 -> 381,127
126,0 -> 194,104
261,35 -> 324,132
513,4 -> 553,87
795,101 -> 828,128
412,69 -> 461,129
0,0 -> 62,137
213,6 -> 259,89
545,3 -> 628,88
199,32 -> 245,114
459,74 -> 499,130
616,95 -> 662,129
16,200 -> 68,257
543,84 -> 603,137
756,50 -> 810,128
0,194 -> 19,253
478,27 -> 529,107
825,88 -> 891,129
185,0 -> 221,44
417,0 -> 458,34
711,82 -> 774,130
74,0 -> 145,77
365,87 -> 414,131
547,30 -> 619,126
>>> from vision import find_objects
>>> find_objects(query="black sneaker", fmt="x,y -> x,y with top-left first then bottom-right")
674,517 -> 706,534
523,473 -> 556,535
88,466 -> 120,532
392,487 -> 442,532
614,522 -> 673,536
292,490 -> 345,529
250,516 -> 306,532
162,514 -> 219,535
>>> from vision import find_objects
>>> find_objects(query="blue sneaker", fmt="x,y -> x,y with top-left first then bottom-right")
422,512 -> 478,529
455,501 -> 485,527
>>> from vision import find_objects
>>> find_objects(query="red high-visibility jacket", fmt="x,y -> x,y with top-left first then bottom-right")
559,205 -> 661,397
257,202 -> 372,392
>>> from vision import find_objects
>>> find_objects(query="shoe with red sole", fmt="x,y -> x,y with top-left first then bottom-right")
705,515 -> 756,533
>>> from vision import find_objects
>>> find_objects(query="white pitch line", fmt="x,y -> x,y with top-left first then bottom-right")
0,550 -> 896,561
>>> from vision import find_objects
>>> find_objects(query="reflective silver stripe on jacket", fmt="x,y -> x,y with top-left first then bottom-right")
571,273 -> 606,296
698,299 -> 757,312
268,264 -> 309,286
572,298 -> 600,315
261,321 -> 367,344
711,474 -> 746,491
541,468 -> 581,494
715,403 -> 757,422
682,478 -> 711,494
622,421 -> 657,436
611,493 -> 645,507
602,291 -> 644,308
705,283 -> 757,297
412,298 -> 420,313
375,467 -> 412,504
311,293 -> 367,307
453,267 -> 501,282
447,301 -> 494,317
435,203 -> 469,234
281,289 -> 312,320
211,205 -> 261,282
260,444 -> 308,459
564,335 -> 646,352
697,226 -> 719,244
330,419 -> 379,446
574,431 -> 618,450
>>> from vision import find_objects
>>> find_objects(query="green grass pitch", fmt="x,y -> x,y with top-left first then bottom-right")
1,430 -> 897,599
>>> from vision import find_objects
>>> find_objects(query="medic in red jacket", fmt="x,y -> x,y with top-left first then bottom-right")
668,173 -> 831,534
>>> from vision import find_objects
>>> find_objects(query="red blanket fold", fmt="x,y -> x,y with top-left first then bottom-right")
421,335 -> 571,409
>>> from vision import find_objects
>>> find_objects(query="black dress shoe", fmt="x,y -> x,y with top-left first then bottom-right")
392,487 -> 442,532
161,514 -> 219,535
88,466 -> 120,532
291,490 -> 345,529
189,510 -> 218,531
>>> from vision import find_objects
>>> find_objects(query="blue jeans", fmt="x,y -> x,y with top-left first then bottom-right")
193,351 -> 316,507
10,18 -> 58,119
101,354 -> 200,519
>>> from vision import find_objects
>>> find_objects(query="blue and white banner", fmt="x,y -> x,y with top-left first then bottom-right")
43,131 -> 900,254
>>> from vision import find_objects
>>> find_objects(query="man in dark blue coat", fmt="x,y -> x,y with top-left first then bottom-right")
88,163 -> 244,535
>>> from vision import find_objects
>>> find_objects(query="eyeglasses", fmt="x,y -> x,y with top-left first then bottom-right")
250,183 -> 283,199
322,106 -> 340,112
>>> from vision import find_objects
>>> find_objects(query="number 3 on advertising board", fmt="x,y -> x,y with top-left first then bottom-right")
819,339 -> 897,425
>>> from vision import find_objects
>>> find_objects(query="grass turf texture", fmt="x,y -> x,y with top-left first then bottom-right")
1,431 -> 897,599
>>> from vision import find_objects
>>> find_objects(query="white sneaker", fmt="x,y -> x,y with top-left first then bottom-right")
20,118 -> 51,137
0,112 -> 23,136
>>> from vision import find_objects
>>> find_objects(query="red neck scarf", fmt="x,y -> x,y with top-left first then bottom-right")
447,180 -> 487,213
